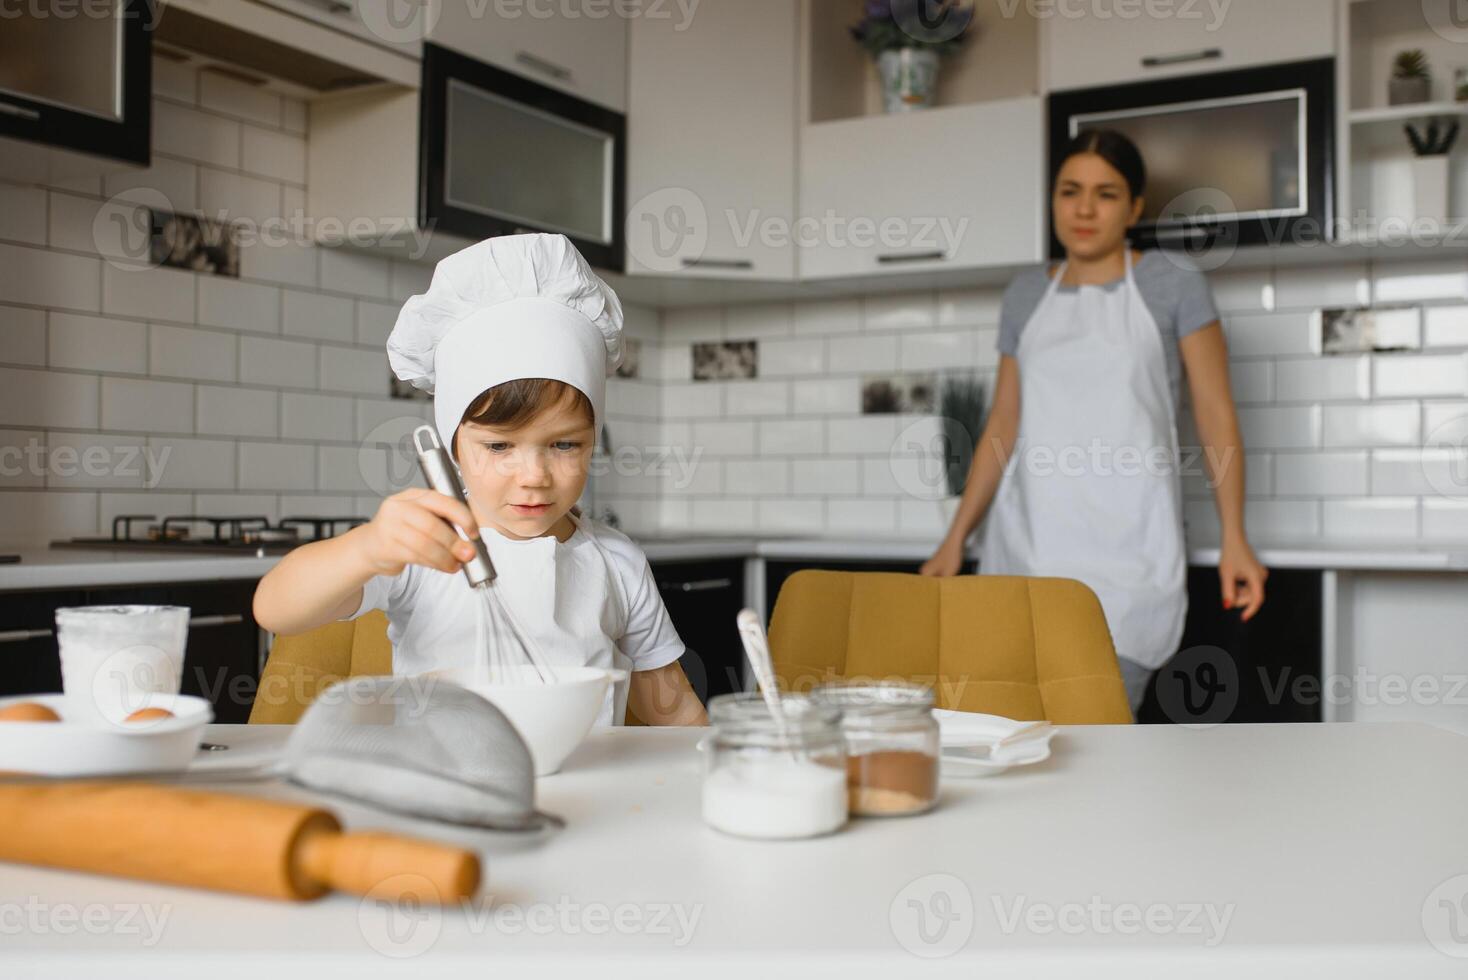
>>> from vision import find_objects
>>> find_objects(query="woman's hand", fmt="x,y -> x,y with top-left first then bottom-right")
354,488 -> 481,577
920,539 -> 965,578
1219,534 -> 1268,621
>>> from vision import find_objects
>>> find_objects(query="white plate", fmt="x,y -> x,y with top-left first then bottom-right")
0,693 -> 213,776
940,736 -> 1053,778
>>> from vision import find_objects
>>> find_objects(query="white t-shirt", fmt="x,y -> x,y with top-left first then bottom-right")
349,515 -> 685,725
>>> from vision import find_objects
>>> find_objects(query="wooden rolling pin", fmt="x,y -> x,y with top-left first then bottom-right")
0,781 -> 480,903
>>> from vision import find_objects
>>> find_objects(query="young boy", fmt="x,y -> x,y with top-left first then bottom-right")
254,234 -> 707,727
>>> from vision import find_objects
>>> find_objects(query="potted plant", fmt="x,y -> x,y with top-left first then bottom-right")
1406,117 -> 1461,224
937,375 -> 986,523
1390,50 -> 1432,106
849,0 -> 976,114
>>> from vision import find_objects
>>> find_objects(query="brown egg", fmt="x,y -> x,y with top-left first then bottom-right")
0,702 -> 61,723
124,707 -> 175,724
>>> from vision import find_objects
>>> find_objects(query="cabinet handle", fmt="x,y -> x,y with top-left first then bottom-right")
0,629 -> 53,644
189,614 -> 245,628
877,251 -> 947,265
299,0 -> 353,13
681,258 -> 754,271
515,51 -> 573,82
659,577 -> 733,593
0,101 -> 41,121
1141,48 -> 1222,68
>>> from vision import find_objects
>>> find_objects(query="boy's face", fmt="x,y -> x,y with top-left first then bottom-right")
454,392 -> 595,541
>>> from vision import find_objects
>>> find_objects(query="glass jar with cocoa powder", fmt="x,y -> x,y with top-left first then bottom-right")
810,681 -> 939,818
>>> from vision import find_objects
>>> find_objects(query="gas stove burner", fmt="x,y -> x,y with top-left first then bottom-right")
53,514 -> 369,556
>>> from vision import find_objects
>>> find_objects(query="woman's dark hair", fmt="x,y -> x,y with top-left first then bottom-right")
1055,129 -> 1147,200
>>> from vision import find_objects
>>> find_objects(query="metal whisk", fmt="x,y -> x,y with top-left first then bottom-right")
413,425 -> 551,684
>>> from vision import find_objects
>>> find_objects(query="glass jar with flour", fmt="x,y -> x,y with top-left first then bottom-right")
701,692 -> 848,840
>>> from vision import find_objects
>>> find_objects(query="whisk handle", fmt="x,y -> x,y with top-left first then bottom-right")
413,425 -> 496,587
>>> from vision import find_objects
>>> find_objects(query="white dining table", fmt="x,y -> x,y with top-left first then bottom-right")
6,721 -> 1468,978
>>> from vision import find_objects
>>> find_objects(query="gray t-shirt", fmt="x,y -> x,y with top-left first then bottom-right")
997,250 -> 1221,407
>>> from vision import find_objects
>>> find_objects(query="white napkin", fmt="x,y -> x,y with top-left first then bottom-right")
933,708 -> 1054,751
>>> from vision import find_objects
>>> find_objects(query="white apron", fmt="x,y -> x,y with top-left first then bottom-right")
980,249 -> 1187,670
471,512 -> 633,726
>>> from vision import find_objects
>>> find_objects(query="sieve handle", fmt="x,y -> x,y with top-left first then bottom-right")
413,425 -> 496,587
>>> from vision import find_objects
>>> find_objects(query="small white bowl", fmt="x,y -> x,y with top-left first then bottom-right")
0,692 -> 213,776
424,665 -> 626,776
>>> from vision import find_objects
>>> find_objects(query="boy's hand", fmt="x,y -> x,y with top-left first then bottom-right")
356,488 -> 482,576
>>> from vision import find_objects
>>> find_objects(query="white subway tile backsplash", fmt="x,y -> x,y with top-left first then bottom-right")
0,243 -> 100,312
283,392 -> 355,441
151,56 -> 196,104
1373,354 -> 1466,398
663,382 -> 726,418
199,168 -> 282,226
103,264 -> 196,324
0,490 -> 98,547
147,436 -> 236,490
937,288 -> 1003,326
1322,498 -> 1418,539
827,498 -> 897,533
760,419 -> 823,456
1273,264 -> 1370,310
793,458 -> 858,496
283,289 -> 355,343
691,419 -> 756,457
196,384 -> 278,437
0,429 -> 44,488
241,125 -> 307,184
1228,360 -> 1273,403
1237,405 -> 1321,449
649,342 -> 692,382
49,192 -> 134,260
691,497 -> 754,532
318,445 -> 377,493
1274,451 -> 1367,497
238,441 -> 316,491
0,184 -> 46,245
1206,267 -> 1274,314
900,330 -> 976,372
355,396 -> 425,441
1274,356 -> 1369,402
387,260 -> 432,302
1372,448 -> 1468,497
827,414 -> 899,454
1373,260 -> 1468,304
198,276 -> 280,334
663,459 -> 721,496
102,377 -> 193,433
355,300 -> 399,347
1244,499 -> 1321,540
282,98 -> 307,134
44,432 -> 149,490
759,338 -> 824,376
1422,499 -> 1468,539
827,334 -> 897,375
48,313 -> 147,374
662,306 -> 723,340
239,236 -> 318,289
726,302 -> 793,339
240,335 -> 316,389
1323,403 -> 1421,447
791,377 -> 857,415
317,345 -> 387,396
757,497 -> 823,532
1423,402 -> 1468,444
198,71 -> 281,126
1424,305 -> 1468,348
153,101 -> 240,169
726,458 -> 789,496
605,378 -> 660,418
320,249 -> 392,300
0,368 -> 98,429
793,298 -> 860,336
863,293 -> 936,331
724,380 -> 788,416
149,323 -> 237,382
898,498 -> 948,536
0,306 -> 47,366
1223,312 -> 1317,357
105,156 -> 199,213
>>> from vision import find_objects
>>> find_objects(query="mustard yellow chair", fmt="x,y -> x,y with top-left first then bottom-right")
767,571 -> 1133,724
248,610 -> 652,725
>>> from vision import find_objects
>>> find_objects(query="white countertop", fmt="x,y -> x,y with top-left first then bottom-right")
7,722 -> 1468,977
4,536 -> 1468,590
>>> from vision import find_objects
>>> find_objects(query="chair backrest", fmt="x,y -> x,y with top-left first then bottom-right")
247,611 -> 393,724
766,571 -> 1133,723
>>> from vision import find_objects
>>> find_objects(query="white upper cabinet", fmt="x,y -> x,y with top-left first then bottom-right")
625,0 -> 798,279
1044,0 -> 1336,92
798,98 -> 1045,280
428,0 -> 627,111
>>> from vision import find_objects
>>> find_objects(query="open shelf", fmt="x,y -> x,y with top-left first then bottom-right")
802,0 -> 1039,127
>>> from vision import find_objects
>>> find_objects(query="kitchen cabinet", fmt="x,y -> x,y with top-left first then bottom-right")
429,0 -> 627,112
1136,567 -> 1323,725
626,0 -> 799,279
1044,0 -> 1335,92
651,558 -> 746,705
797,99 -> 1046,279
0,581 -> 263,725
0,0 -> 152,181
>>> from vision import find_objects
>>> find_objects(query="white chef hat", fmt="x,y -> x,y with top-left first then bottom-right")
387,233 -> 623,450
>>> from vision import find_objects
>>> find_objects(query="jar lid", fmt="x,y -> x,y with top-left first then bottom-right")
707,692 -> 843,737
810,680 -> 935,728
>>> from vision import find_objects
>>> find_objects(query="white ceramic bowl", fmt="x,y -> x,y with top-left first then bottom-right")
0,692 -> 212,776
424,665 -> 627,776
